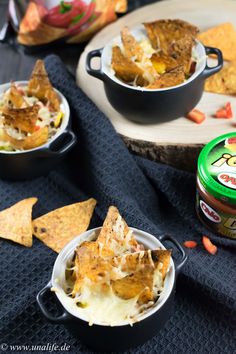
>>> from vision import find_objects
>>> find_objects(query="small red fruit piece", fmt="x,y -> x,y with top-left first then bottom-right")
183,240 -> 197,248
202,236 -> 217,255
226,102 -> 233,118
215,108 -> 228,118
186,109 -> 206,124
215,102 -> 233,119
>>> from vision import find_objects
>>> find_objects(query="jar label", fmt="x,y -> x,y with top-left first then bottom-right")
208,136 -> 236,192
196,194 -> 236,239
199,200 -> 221,223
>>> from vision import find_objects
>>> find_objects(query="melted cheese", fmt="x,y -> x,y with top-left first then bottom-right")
63,280 -> 140,326
61,267 -> 164,326
139,39 -> 156,57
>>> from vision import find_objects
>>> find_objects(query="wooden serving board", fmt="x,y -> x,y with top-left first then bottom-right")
77,0 -> 236,171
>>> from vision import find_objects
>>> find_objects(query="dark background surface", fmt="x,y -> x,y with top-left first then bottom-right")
0,0 -> 159,83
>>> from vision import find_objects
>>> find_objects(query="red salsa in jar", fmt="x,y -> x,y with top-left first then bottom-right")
197,132 -> 236,239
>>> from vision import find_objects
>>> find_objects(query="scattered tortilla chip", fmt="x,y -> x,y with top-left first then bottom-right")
111,265 -> 154,303
121,26 -> 144,61
144,19 -> 199,52
113,249 -> 171,279
2,104 -> 39,133
147,65 -> 185,89
151,51 -> 178,74
0,198 -> 37,247
33,198 -> 97,253
198,23 -> 236,61
169,36 -> 195,74
111,46 -> 147,85
7,83 -> 27,109
205,61 -> 236,95
97,206 -> 140,255
4,126 -> 49,150
28,60 -> 60,111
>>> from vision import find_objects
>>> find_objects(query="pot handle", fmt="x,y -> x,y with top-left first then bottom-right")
37,130 -> 77,158
37,282 -> 72,323
86,48 -> 104,81
202,46 -> 223,79
158,234 -> 188,275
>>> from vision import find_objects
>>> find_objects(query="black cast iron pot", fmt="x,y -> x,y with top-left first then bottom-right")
86,27 -> 223,124
37,227 -> 188,352
0,81 -> 77,180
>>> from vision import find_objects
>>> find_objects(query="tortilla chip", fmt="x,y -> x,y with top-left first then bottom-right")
151,51 -> 178,74
7,83 -> 27,109
198,23 -> 236,61
97,206 -> 140,254
169,36 -> 195,74
4,126 -> 49,150
28,60 -> 60,111
33,198 -> 97,253
147,65 -> 185,89
121,26 -> 144,62
113,249 -> 171,279
111,265 -> 154,303
18,2 -> 65,46
111,46 -> 147,85
114,0 -> 127,13
0,198 -> 37,247
2,104 -> 39,133
205,61 -> 236,95
144,19 -> 199,52
72,241 -> 113,295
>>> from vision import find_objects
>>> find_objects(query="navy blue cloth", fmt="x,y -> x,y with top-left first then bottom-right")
0,55 -> 235,354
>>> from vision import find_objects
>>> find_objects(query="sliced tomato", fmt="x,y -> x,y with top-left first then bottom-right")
186,109 -> 206,124
183,240 -> 197,248
67,1 -> 96,35
202,236 -> 217,255
44,1 -> 87,28
215,102 -> 233,119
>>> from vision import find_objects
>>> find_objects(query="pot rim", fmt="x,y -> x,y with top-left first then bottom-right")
0,80 -> 70,154
101,25 -> 207,92
51,226 -> 175,327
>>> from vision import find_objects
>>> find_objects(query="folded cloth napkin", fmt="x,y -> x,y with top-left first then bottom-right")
0,55 -> 235,354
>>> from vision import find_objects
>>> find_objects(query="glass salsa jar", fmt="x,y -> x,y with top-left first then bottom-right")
196,132 -> 236,239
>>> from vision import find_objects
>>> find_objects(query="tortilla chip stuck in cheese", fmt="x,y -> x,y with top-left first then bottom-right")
97,205 -> 140,254
144,19 -> 199,52
2,104 -> 39,134
111,46 -> 146,85
33,198 -> 97,253
28,59 -> 60,111
0,198 -> 37,247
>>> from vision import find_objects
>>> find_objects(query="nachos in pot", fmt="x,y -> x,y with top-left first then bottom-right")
0,60 -> 63,151
62,206 -> 171,326
111,19 -> 199,89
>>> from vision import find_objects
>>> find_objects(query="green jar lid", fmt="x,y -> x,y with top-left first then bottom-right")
198,132 -> 236,205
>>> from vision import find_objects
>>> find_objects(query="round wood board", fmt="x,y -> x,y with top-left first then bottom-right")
77,0 -> 236,171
